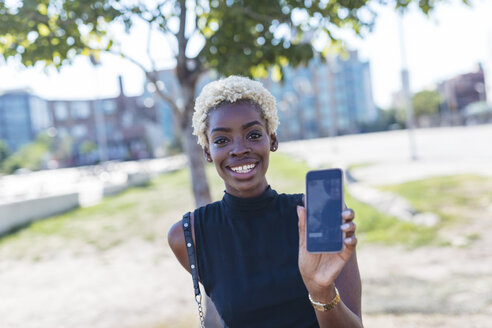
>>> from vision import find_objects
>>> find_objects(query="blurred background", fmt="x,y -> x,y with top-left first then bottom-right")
0,0 -> 491,327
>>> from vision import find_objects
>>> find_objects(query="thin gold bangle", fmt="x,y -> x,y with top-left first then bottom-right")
308,286 -> 341,312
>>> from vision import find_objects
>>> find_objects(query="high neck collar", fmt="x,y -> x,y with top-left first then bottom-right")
222,186 -> 277,211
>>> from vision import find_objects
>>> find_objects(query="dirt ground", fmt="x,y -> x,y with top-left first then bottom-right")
360,243 -> 492,327
360,195 -> 492,328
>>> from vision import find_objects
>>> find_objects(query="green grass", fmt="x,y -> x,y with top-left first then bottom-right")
345,192 -> 436,247
380,174 -> 492,224
377,174 -> 492,247
2,154 -> 476,257
267,152 -> 310,193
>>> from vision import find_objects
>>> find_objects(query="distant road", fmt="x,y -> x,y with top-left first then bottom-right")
280,124 -> 492,185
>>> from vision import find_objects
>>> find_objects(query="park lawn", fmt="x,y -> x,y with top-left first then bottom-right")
0,153 -> 445,259
379,174 -> 492,246
344,192 -> 436,247
380,174 -> 492,223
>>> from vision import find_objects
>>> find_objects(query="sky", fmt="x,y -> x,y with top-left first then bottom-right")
0,0 -> 491,109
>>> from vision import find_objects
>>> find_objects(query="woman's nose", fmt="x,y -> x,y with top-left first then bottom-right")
229,139 -> 250,157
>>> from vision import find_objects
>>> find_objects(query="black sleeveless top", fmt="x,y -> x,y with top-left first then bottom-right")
193,186 -> 319,328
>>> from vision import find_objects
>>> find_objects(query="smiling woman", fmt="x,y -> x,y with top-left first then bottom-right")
167,76 -> 362,328
204,101 -> 277,198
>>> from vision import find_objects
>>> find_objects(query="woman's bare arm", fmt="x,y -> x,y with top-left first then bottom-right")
167,212 -> 196,274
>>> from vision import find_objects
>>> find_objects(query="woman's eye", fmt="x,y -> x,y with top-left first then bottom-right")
213,137 -> 228,145
248,132 -> 262,140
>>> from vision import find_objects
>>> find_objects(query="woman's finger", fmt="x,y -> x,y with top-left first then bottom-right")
341,222 -> 356,233
341,221 -> 356,238
342,208 -> 355,223
343,235 -> 358,250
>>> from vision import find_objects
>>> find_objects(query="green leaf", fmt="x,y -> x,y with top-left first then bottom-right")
271,64 -> 282,82
37,3 -> 47,15
37,23 -> 50,37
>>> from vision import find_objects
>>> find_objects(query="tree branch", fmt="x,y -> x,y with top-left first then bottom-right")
146,21 -> 157,73
98,48 -> 181,116
176,0 -> 188,83
144,70 -> 182,117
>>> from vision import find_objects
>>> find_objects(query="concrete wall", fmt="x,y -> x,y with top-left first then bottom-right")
0,193 -> 79,235
0,172 -> 153,236
0,156 -> 183,236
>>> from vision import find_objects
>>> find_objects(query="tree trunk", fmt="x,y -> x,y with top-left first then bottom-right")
180,78 -> 212,208
180,82 -> 222,327
181,125 -> 211,206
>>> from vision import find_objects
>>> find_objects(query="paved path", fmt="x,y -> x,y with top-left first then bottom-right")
280,124 -> 492,185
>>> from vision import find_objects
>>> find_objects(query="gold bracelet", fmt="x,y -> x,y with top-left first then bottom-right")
308,286 -> 341,312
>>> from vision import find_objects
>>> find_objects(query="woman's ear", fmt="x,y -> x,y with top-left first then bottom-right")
270,133 -> 278,152
203,146 -> 213,162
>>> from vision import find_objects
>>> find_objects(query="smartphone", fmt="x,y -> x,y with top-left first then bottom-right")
305,168 -> 344,253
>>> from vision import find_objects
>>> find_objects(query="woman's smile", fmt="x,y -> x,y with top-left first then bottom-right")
228,162 -> 258,174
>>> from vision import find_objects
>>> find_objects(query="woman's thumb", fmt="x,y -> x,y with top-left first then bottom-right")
297,205 -> 306,247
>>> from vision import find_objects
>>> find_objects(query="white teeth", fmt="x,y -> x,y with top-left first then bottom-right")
230,163 -> 256,173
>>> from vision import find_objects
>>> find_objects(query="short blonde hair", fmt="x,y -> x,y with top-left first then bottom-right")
192,75 -> 279,148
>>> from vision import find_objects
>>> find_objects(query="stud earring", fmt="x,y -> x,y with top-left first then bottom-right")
206,156 -> 213,162
271,145 -> 277,151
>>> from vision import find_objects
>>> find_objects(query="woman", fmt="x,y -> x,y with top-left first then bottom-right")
168,76 -> 362,328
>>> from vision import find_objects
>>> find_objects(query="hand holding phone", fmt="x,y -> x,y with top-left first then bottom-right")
305,168 -> 344,253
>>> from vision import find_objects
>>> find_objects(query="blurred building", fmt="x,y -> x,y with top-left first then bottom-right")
332,51 -> 377,131
266,51 -> 377,141
48,77 -> 163,166
0,89 -> 51,152
438,64 -> 487,113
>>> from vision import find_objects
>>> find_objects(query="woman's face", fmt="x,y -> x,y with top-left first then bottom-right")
204,102 -> 278,198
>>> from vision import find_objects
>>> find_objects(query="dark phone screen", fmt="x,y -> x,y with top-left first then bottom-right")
306,169 -> 343,252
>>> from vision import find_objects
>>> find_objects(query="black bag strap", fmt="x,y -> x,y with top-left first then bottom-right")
182,212 -> 206,328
